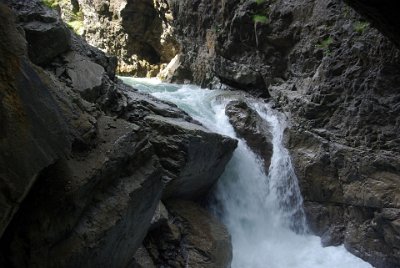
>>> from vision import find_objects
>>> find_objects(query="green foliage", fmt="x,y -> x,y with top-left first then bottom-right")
42,0 -> 85,35
67,20 -> 84,35
253,14 -> 268,24
317,37 -> 333,56
67,10 -> 84,35
251,0 -> 270,48
42,0 -> 59,8
354,21 -> 369,34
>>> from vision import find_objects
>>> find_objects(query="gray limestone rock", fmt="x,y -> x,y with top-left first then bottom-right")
144,199 -> 232,268
64,52 -> 105,101
225,100 -> 273,172
0,3 -> 70,239
6,0 -> 71,65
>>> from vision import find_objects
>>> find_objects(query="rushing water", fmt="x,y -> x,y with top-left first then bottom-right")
121,77 -> 372,268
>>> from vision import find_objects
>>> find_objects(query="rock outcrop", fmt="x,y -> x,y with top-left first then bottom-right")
0,1 -> 236,267
225,100 -> 273,172
73,0 -> 179,77
143,200 -> 232,268
0,3 -> 70,239
165,0 -> 400,266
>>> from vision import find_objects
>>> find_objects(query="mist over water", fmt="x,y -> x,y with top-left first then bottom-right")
121,77 -> 372,268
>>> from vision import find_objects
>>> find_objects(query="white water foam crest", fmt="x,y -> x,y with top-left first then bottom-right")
120,77 -> 373,268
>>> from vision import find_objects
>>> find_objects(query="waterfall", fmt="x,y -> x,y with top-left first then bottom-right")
121,77 -> 372,268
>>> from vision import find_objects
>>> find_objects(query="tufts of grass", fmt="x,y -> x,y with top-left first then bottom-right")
354,21 -> 369,34
317,37 -> 334,56
67,20 -> 84,35
253,14 -> 268,24
42,0 -> 59,9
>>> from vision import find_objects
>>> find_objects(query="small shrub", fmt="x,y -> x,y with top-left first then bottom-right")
354,21 -> 369,34
317,37 -> 333,56
42,0 -> 59,8
253,14 -> 268,24
67,20 -> 84,35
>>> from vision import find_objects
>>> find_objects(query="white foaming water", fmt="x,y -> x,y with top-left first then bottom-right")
121,77 -> 373,268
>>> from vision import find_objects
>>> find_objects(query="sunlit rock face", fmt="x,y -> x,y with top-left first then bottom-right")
71,0 -> 179,77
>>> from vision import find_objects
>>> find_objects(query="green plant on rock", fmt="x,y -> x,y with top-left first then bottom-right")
67,9 -> 84,35
317,36 -> 333,56
252,0 -> 269,48
42,0 -> 59,9
253,14 -> 268,47
354,21 -> 369,34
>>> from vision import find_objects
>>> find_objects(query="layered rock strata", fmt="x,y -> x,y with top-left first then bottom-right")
0,1 -> 236,267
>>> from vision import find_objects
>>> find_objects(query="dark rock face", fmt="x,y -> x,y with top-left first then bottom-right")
147,115 -> 238,200
0,1 -> 236,267
0,4 -> 70,239
167,0 -> 400,266
7,0 -> 71,65
144,200 -> 232,268
225,100 -> 273,172
344,0 -> 400,49
77,0 -> 179,76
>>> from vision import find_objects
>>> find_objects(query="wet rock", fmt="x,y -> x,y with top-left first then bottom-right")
167,0 -> 400,265
146,115 -> 238,200
287,128 -> 400,266
144,200 -> 232,268
225,100 -> 273,171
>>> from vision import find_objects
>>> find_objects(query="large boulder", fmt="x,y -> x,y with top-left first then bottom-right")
225,100 -> 273,172
6,0 -> 71,65
146,115 -> 237,199
64,52 -> 105,101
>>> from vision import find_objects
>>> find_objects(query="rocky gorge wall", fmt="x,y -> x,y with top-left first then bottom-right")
162,0 -> 400,267
0,1 -> 236,267
71,0 -> 179,77
2,0 -> 400,267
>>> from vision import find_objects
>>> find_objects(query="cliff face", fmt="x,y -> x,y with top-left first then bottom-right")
165,0 -> 400,266
72,0 -> 179,77
0,1 -> 235,267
